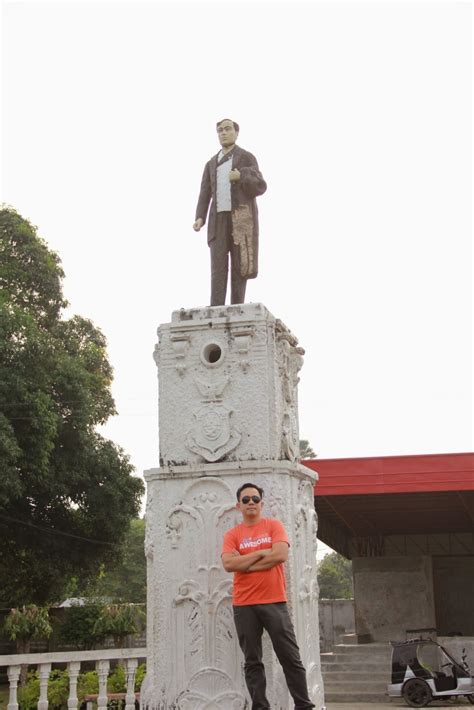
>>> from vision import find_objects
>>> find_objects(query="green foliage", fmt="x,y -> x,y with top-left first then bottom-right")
299,439 -> 317,459
77,671 -> 99,699
317,551 -> 354,599
102,664 -> 146,693
0,207 -> 66,326
3,604 -> 52,669
82,519 -> 146,603
58,600 -> 146,651
18,670 -> 69,710
44,671 -> 69,709
0,207 -> 144,606
0,685 -> 9,709
58,604 -> 104,650
92,604 -> 145,648
134,663 -> 146,692
107,666 -> 126,693
17,671 -> 40,710
4,605 -> 52,643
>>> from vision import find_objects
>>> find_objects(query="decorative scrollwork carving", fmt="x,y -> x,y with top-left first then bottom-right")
277,335 -> 303,462
170,334 -> 190,376
176,668 -> 246,710
165,511 -> 184,548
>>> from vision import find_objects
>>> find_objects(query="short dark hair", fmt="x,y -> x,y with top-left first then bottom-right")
236,482 -> 264,501
216,118 -> 240,133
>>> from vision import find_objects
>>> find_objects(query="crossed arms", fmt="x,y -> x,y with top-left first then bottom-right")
222,542 -> 288,573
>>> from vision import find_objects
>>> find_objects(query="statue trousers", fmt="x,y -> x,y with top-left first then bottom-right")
209,211 -> 246,306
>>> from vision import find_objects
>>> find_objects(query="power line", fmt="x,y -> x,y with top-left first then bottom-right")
2,413 -> 155,421
0,513 -> 115,547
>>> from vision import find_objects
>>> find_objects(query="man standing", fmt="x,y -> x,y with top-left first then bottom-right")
193,119 -> 267,306
222,483 -> 315,710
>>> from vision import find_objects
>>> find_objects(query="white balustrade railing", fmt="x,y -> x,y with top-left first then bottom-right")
0,648 -> 146,710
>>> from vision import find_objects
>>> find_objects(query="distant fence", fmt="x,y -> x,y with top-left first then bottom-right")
0,607 -> 146,657
1,600 -> 352,657
319,599 -> 355,651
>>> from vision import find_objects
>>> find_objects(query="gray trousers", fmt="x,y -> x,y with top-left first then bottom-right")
233,602 -> 315,710
209,211 -> 247,306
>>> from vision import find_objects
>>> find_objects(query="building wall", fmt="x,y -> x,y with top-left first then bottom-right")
433,556 -> 474,635
319,599 -> 355,651
352,555 -> 436,642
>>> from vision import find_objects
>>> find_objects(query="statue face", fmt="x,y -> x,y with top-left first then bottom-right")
217,120 -> 238,148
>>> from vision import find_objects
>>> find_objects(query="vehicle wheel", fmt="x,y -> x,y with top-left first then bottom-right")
402,678 -> 433,707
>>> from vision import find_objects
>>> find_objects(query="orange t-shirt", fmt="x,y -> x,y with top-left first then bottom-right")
222,518 -> 289,606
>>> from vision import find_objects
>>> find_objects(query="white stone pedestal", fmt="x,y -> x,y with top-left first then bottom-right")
142,304 -> 324,710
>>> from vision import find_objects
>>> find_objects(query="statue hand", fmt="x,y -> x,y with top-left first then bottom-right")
193,218 -> 204,231
229,169 -> 240,182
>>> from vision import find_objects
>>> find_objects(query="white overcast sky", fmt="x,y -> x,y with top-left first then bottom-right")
2,1 -> 473,522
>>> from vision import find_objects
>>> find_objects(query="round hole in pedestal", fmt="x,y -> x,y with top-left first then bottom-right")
202,342 -> 223,365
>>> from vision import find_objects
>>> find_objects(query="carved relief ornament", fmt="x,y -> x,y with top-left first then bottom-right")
175,668 -> 246,710
185,403 -> 241,462
277,332 -> 305,462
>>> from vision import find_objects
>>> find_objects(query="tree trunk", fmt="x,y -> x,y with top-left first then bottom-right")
17,639 -> 30,687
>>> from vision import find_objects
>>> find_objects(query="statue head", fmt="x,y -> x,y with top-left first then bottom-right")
216,118 -> 239,149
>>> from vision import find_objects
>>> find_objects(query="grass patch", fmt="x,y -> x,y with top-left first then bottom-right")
0,685 -> 9,710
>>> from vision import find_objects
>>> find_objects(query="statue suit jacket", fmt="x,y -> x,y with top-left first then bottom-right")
195,145 -> 267,279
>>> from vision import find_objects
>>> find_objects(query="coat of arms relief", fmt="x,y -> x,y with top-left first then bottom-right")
185,339 -> 242,462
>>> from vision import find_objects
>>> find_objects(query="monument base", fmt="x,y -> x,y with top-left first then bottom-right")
143,304 -> 324,709
142,460 -> 324,710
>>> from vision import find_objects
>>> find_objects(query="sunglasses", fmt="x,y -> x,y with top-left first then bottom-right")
241,495 -> 261,504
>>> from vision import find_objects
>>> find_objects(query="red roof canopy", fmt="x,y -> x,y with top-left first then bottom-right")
302,453 -> 474,557
304,452 -> 474,496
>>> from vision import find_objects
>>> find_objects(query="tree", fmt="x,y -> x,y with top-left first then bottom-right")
317,552 -> 353,599
299,439 -> 317,459
4,605 -> 53,684
92,603 -> 145,649
0,207 -> 144,606
97,518 -> 146,602
58,603 -> 105,650
67,518 -> 147,603
4,605 -> 53,654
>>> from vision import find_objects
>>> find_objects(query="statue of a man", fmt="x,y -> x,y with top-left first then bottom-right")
193,119 -> 267,306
